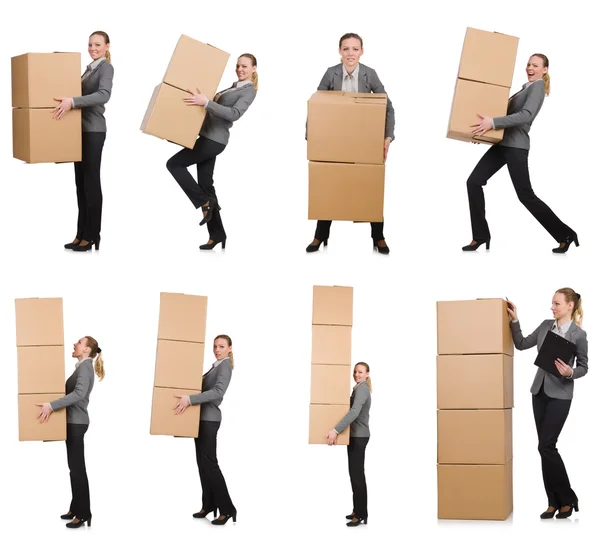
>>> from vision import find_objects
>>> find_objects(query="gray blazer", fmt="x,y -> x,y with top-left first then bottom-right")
317,63 -> 395,140
493,78 -> 545,150
511,319 -> 588,400
189,359 -> 233,422
73,60 -> 114,133
50,359 -> 95,424
200,83 -> 256,146
334,381 -> 371,438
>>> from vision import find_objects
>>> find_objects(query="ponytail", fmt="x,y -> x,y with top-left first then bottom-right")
365,376 -> 372,392
94,351 -> 105,381
251,71 -> 258,91
228,351 -> 235,370
84,335 -> 105,380
542,72 -> 550,96
355,361 -> 371,392
105,50 -> 112,63
556,288 -> 584,327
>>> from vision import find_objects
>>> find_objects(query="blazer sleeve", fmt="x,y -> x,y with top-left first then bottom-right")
49,364 -> 92,411
72,63 -> 114,108
189,364 -> 232,405
510,320 -> 544,351
205,89 -> 256,122
334,386 -> 368,434
492,80 -> 544,129
370,69 -> 395,141
568,330 -> 589,380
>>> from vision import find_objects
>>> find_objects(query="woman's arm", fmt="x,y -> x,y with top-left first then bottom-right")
492,80 -> 544,129
72,62 -> 114,108
568,331 -> 588,380
510,320 -> 544,351
49,364 -> 92,411
333,386 -> 368,434
189,364 -> 232,405
370,70 -> 395,141
204,89 -> 256,122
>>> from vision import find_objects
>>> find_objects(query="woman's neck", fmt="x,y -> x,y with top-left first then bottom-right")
557,316 -> 572,328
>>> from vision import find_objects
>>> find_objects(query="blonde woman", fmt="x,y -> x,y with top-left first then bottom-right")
464,54 -> 578,253
37,336 -> 105,529
507,288 -> 588,519
327,362 -> 372,528
174,335 -> 236,526
166,54 -> 258,250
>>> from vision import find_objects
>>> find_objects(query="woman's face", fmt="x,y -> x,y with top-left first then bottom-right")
213,338 -> 231,360
339,38 -> 363,71
72,338 -> 89,358
551,292 -> 573,320
236,56 -> 256,82
526,55 -> 547,82
353,364 -> 369,384
88,34 -> 109,62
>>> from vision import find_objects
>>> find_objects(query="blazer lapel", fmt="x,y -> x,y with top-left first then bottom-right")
357,67 -> 367,93
564,322 -> 577,343
332,64 -> 343,91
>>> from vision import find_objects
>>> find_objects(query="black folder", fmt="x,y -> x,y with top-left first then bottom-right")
534,330 -> 576,378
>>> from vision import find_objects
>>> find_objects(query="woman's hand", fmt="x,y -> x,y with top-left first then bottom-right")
53,97 -> 73,120
383,138 -> 392,162
36,402 -> 53,423
506,300 -> 518,322
173,395 -> 191,415
184,88 -> 208,106
471,114 -> 493,136
555,359 -> 573,378
326,429 -> 338,446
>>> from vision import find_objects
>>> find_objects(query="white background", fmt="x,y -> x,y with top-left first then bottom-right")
0,0 -> 598,533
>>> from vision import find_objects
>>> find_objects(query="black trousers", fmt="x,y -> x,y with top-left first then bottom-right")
166,136 -> 227,239
66,423 -> 91,519
194,420 -> 235,515
532,388 -> 576,507
466,144 -> 573,242
74,132 -> 105,241
347,437 -> 369,517
314,221 -> 384,242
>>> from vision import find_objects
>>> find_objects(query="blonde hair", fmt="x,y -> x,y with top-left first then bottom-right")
239,54 -> 258,91
215,334 -> 234,370
531,53 -> 550,95
91,31 -> 111,63
556,288 -> 583,327
84,335 -> 105,380
355,362 -> 371,392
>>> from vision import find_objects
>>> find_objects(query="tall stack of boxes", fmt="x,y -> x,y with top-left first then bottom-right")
11,52 -> 82,163
447,28 -> 519,144
307,92 -> 386,222
308,285 -> 353,445
436,298 -> 514,520
141,35 -> 229,149
150,292 -> 207,438
15,298 -> 66,441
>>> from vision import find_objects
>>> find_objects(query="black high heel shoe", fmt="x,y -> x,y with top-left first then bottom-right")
199,237 -> 226,250
552,234 -> 579,254
193,508 -> 217,519
66,515 -> 91,529
346,516 -> 367,527
306,238 -> 328,253
373,239 -> 390,254
462,238 -> 490,251
60,511 -> 75,520
345,512 -> 356,520
64,239 -> 81,250
211,510 -> 236,525
72,237 -> 100,252
199,200 -> 217,226
540,506 -> 557,519
556,501 -> 579,519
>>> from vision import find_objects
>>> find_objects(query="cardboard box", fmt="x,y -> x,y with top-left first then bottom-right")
141,83 -> 206,149
11,52 -> 81,108
150,386 -> 201,438
436,299 -> 514,356
154,339 -> 204,390
308,404 -> 350,445
447,79 -> 509,144
437,409 -> 512,464
312,286 -> 353,327
307,91 -> 387,164
163,35 -> 229,97
438,462 -> 513,520
458,28 -> 519,88
157,292 -> 208,343
17,346 -> 65,394
308,161 -> 384,222
311,325 -> 352,366
18,393 -> 66,441
310,364 -> 351,405
437,354 -> 513,409
13,108 -> 82,163
15,298 -> 64,347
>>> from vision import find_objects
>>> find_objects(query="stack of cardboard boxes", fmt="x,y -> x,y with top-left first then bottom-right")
15,298 -> 66,441
436,298 -> 514,520
11,52 -> 82,163
307,92 -> 386,222
308,285 -> 353,445
150,292 -> 208,438
447,28 -> 519,144
141,35 -> 230,149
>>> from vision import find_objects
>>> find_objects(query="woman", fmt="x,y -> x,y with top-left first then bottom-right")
327,362 -> 372,527
306,33 -> 395,255
166,54 -> 258,250
507,288 -> 588,519
174,335 -> 236,525
55,31 -> 114,252
37,336 -> 105,529
465,54 -> 578,253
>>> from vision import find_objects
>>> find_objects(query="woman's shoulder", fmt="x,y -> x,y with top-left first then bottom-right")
99,60 -> 114,74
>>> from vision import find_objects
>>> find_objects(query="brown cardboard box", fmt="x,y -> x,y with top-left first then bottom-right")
17,346 -> 65,394
437,354 -> 513,409
447,79 -> 510,144
308,161 -> 384,222
141,83 -> 206,149
437,409 -> 512,464
311,325 -> 352,366
458,28 -> 519,88
436,299 -> 514,356
162,35 -> 229,97
312,286 -> 353,327
307,91 -> 387,164
18,393 -> 66,441
150,386 -> 201,437
13,108 -> 82,163
310,364 -> 351,405
15,298 -> 64,347
157,292 -> 208,343
308,404 -> 350,445
438,462 -> 513,520
11,52 -> 81,108
154,339 -> 204,390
